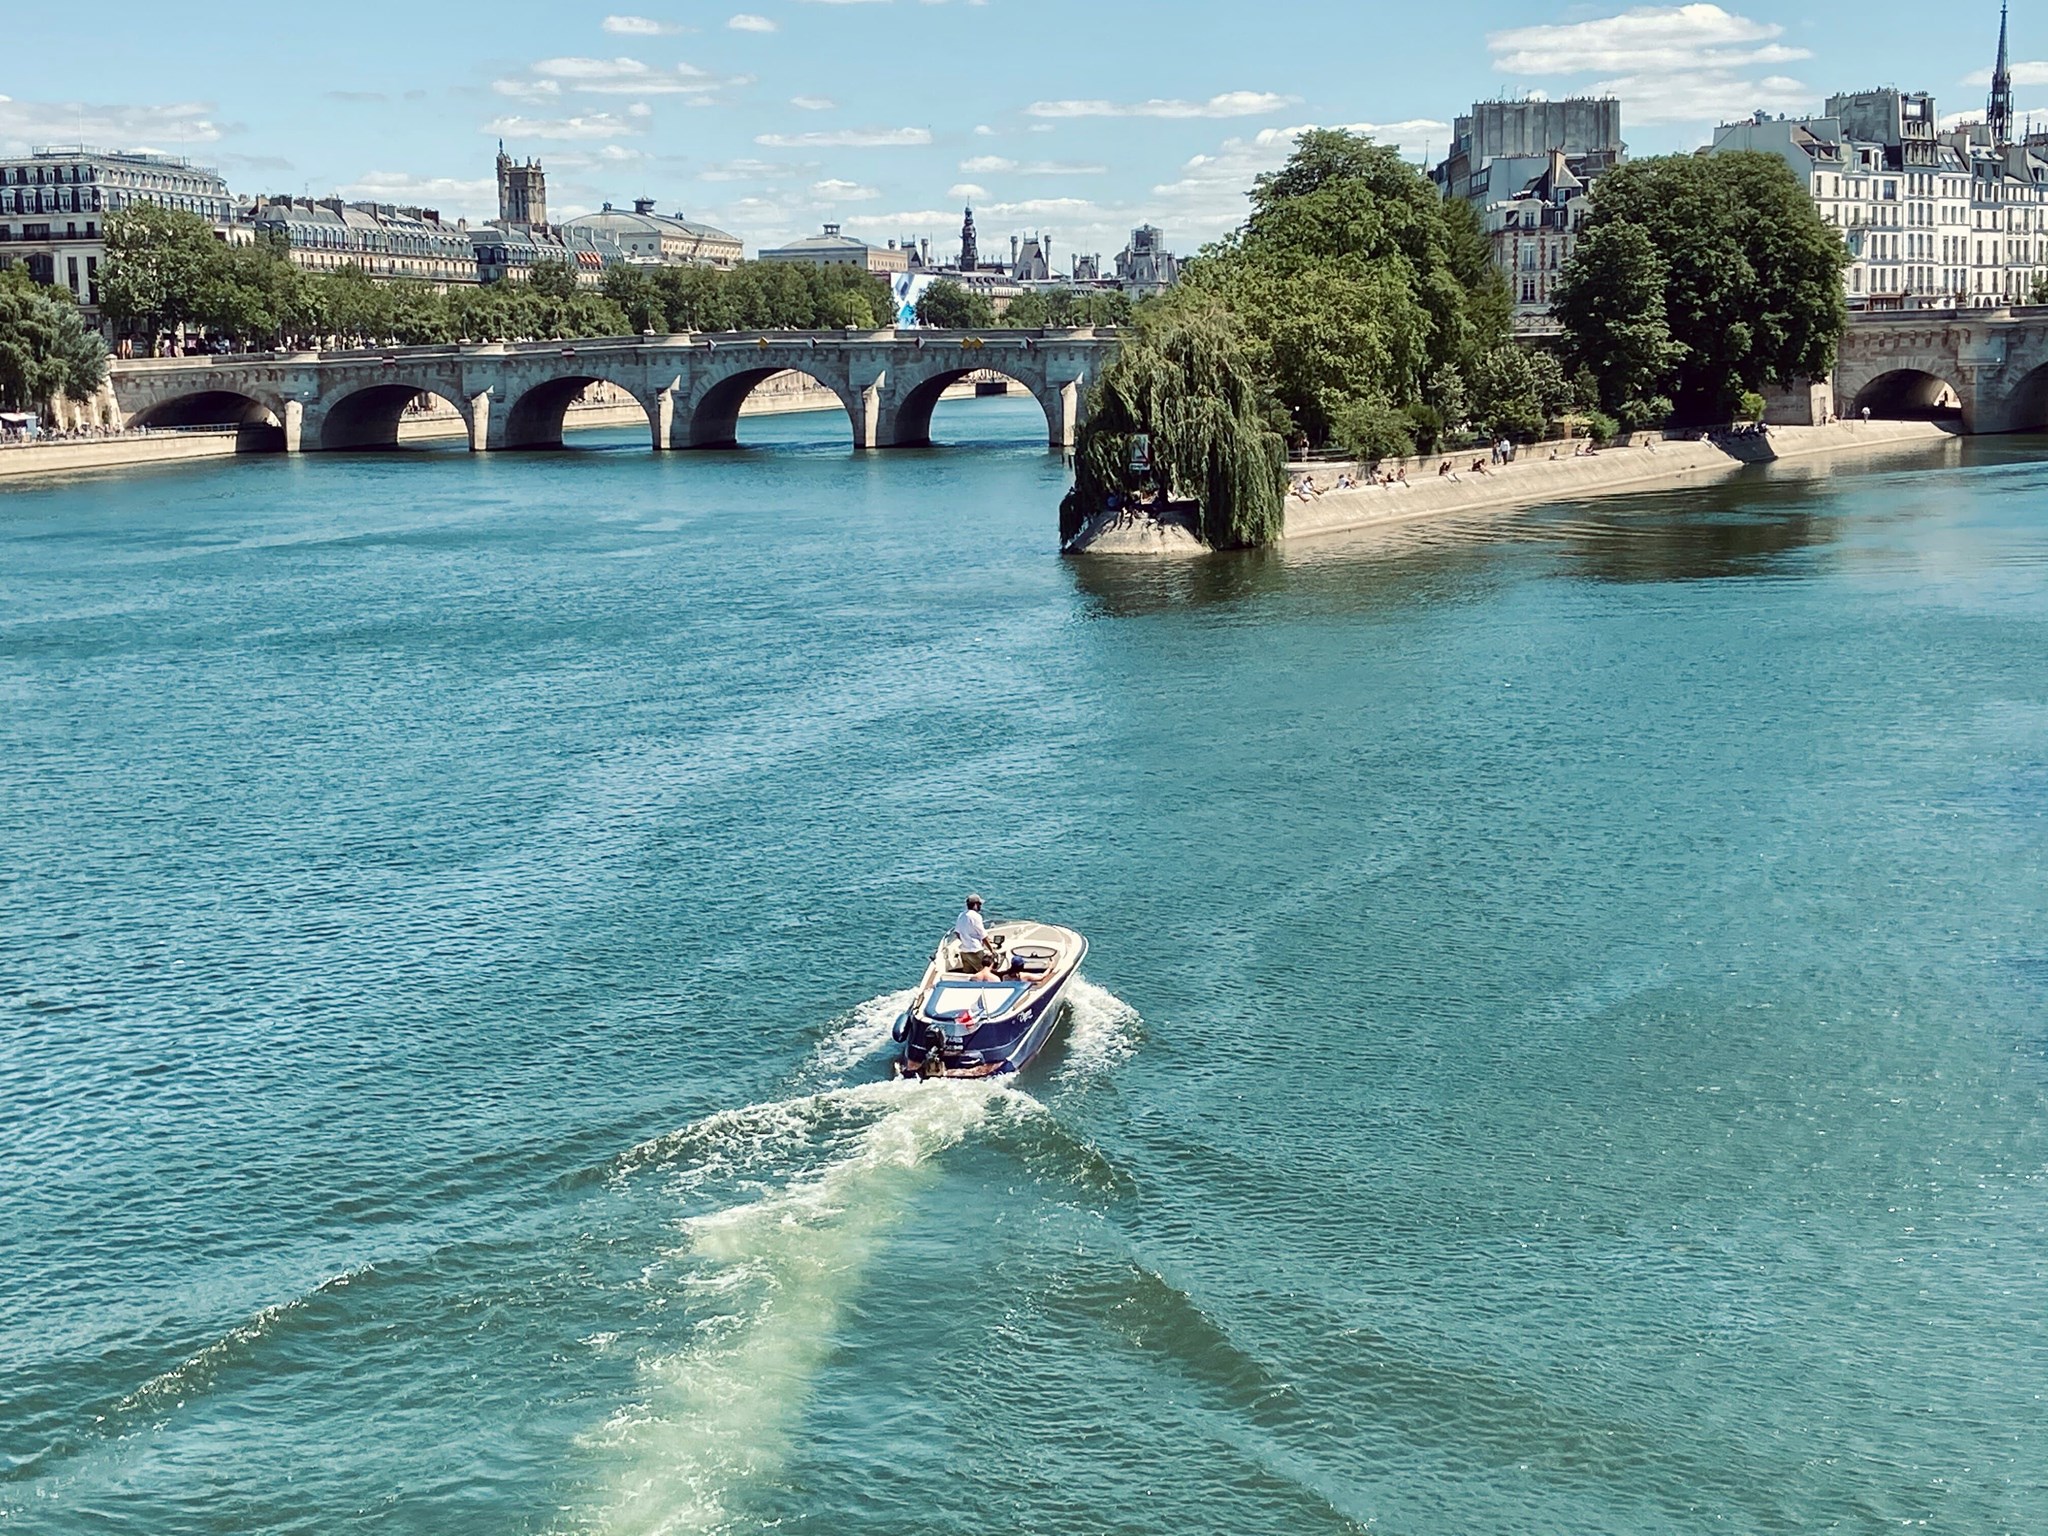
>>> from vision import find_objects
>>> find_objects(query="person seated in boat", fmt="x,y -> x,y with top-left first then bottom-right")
973,948 -> 1044,985
953,893 -> 993,970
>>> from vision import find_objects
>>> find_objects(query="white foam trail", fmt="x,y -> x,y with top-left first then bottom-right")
1054,977 -> 1142,1083
576,1080 -> 1031,1536
808,988 -> 915,1079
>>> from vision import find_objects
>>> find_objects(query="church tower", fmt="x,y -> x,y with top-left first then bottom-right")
496,141 -> 548,228
959,207 -> 978,272
1990,1 -> 2015,146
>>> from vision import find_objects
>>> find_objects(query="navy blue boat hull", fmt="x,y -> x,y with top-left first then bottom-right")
897,988 -> 1070,1079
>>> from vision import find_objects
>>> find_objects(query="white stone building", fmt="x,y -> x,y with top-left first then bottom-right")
240,197 -> 481,285
0,147 -> 236,315
558,200 -> 742,270
1712,81 -> 2048,310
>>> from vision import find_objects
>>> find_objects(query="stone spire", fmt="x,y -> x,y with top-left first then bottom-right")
1991,0 -> 2015,146
960,206 -> 978,271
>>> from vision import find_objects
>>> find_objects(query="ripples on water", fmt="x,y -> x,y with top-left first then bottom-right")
3,407 -> 2047,1534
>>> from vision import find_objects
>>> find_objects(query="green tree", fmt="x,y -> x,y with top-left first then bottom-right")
99,205 -> 224,346
1554,152 -> 1847,423
1180,128 -> 1512,445
818,286 -> 877,328
602,264 -> 668,332
1329,394 -> 1416,464
318,266 -> 393,347
0,267 -> 108,411
1551,221 -> 1681,431
1466,343 -> 1579,441
1062,300 -> 1286,550
1002,288 -> 1133,328
526,261 -> 581,301
915,279 -> 996,329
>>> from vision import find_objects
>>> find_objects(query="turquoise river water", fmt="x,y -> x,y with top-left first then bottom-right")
3,399 -> 2046,1535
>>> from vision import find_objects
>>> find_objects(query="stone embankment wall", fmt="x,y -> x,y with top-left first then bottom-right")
1280,420 -> 1957,544
0,428 -> 246,482
1067,420 -> 1958,554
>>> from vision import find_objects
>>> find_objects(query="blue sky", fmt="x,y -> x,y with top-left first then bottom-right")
1,0 -> 2041,262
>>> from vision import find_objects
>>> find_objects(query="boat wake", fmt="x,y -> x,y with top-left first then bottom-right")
576,1080 -> 1029,1535
572,977 -> 1139,1535
1056,977 -> 1143,1084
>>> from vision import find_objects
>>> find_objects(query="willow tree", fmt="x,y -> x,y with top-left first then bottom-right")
1061,302 -> 1287,550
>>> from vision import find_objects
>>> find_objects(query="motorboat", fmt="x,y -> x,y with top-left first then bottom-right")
891,920 -> 1088,1080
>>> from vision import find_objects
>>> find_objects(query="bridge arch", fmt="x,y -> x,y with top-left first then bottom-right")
1849,368 -> 1965,424
497,373 -> 659,450
881,363 -> 1073,450
308,380 -> 473,452
682,364 -> 865,449
1990,362 -> 2048,433
125,388 -> 291,452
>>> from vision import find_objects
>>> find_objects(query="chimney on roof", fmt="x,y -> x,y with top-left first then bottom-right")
634,197 -> 655,215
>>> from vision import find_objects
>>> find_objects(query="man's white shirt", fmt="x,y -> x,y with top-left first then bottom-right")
954,908 -> 988,950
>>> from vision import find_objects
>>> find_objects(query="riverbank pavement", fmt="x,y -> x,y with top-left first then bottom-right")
1277,420 -> 1960,546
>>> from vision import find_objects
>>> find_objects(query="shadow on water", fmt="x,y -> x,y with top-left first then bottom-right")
1069,438 -> 2021,614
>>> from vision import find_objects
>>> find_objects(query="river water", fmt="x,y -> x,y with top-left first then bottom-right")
3,401 -> 2046,1535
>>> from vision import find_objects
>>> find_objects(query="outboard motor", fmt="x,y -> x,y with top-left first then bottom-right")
915,1019 -> 950,1080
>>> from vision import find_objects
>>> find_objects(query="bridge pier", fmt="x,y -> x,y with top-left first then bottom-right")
470,390 -> 496,453
281,399 -> 305,454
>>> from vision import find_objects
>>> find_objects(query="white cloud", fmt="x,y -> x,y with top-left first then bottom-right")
1486,5 -> 1813,126
812,178 -> 880,200
483,112 -> 649,140
492,78 -> 562,102
340,171 -> 497,218
1488,4 -> 1807,74
1141,120 -> 1447,246
700,156 -> 814,180
960,154 -> 1106,175
949,182 -> 987,199
603,14 -> 681,33
791,95 -> 836,110
974,123 -> 995,136
1025,91 -> 1294,120
754,126 -> 932,147
0,97 -> 227,151
1962,60 -> 2048,86
729,12 -> 778,29
495,56 -> 745,105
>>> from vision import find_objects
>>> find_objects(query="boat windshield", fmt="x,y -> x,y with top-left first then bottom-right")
926,981 -> 1027,1019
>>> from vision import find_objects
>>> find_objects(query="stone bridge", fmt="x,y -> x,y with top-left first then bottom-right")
1836,308 -> 2048,433
107,329 -> 1119,452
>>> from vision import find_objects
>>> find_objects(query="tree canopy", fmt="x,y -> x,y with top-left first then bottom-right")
0,267 -> 108,412
1060,299 -> 1286,551
915,279 -> 996,329
1553,151 -> 1848,424
1064,128 -> 1525,549
1180,128 -> 1512,447
999,287 -> 1131,329
97,207 -> 899,350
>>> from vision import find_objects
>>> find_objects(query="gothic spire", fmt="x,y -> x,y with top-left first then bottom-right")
1991,0 -> 2015,145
